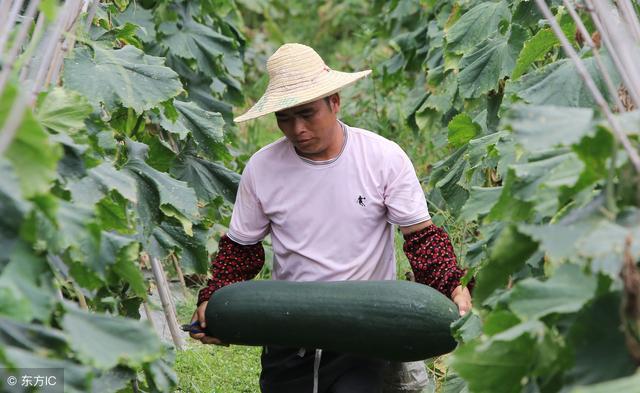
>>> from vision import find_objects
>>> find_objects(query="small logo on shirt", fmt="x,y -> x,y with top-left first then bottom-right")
357,195 -> 367,207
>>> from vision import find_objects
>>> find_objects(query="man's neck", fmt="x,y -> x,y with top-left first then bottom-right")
296,121 -> 345,161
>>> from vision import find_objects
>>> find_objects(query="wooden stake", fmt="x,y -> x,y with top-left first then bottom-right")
142,300 -> 156,331
150,256 -> 184,350
171,253 -> 189,297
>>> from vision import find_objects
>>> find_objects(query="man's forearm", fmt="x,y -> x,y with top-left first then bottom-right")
402,224 -> 474,298
197,235 -> 265,305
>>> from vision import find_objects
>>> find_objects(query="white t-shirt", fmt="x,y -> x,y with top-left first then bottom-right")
227,121 -> 430,282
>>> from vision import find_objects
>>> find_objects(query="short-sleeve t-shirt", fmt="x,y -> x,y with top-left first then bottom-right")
227,121 -> 430,282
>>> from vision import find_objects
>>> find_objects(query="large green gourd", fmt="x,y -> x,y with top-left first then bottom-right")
204,280 -> 459,361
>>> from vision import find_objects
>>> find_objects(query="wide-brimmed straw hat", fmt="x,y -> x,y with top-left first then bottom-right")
233,43 -> 372,123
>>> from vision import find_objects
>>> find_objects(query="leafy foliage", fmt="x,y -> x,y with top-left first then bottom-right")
1,0 -> 247,390
379,0 -> 640,392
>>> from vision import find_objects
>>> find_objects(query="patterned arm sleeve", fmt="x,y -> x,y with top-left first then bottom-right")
403,224 -> 474,298
197,235 -> 265,306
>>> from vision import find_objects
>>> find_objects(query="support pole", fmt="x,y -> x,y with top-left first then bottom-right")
150,256 -> 184,350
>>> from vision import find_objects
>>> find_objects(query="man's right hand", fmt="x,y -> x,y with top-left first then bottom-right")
189,301 -> 228,346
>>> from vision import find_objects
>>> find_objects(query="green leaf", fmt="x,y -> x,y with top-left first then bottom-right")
149,221 -> 209,274
458,25 -> 527,98
571,126 -> 614,190
451,312 -> 482,344
459,187 -> 502,222
171,153 -> 240,203
512,29 -> 557,79
36,88 -> 93,134
63,45 -> 183,114
0,159 -> 30,254
509,263 -> 598,320
503,105 -> 594,152
451,321 -> 547,393
565,292 -> 637,386
62,304 -> 164,369
114,5 -> 156,43
570,374 -> 640,393
474,226 -> 538,303
446,1 -> 511,54
520,214 -> 640,277
509,152 -> 583,216
506,56 -> 620,107
124,141 -> 199,236
448,113 -> 480,148
159,3 -> 243,79
68,162 -> 138,206
161,100 -> 225,158
0,243 -> 56,322
1,85 -> 62,198
3,346 -> 91,392
486,169 -> 535,222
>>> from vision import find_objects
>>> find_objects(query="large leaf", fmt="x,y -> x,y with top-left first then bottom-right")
68,162 -> 138,206
446,1 -> 511,54
61,304 -> 164,369
458,25 -> 527,98
114,4 -> 156,44
159,2 -> 243,79
0,243 -> 56,322
506,56 -> 620,107
148,221 -> 209,274
451,321 -> 549,393
570,374 -> 640,393
124,141 -> 199,236
508,263 -> 597,320
1,85 -> 62,198
503,105 -> 594,152
520,213 -> 640,277
448,113 -> 480,148
564,292 -> 637,386
160,100 -> 225,158
0,159 -> 30,254
63,45 -> 183,113
474,225 -> 538,303
459,187 -> 502,222
171,153 -> 240,203
36,88 -> 93,135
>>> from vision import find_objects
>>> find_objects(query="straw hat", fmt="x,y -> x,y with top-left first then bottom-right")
234,43 -> 372,123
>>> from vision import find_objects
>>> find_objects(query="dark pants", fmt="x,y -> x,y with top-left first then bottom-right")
259,346 -> 389,393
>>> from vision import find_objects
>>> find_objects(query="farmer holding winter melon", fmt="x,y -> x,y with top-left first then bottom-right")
189,43 -> 473,393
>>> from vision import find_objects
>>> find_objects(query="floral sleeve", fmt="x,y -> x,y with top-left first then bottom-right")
197,235 -> 265,306
403,224 -> 474,298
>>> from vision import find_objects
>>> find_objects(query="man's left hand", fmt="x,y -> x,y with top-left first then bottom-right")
451,285 -> 472,316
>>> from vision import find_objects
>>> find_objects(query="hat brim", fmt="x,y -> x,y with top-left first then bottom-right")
233,69 -> 372,123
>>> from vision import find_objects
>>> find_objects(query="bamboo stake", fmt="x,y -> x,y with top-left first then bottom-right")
0,0 -> 24,56
170,253 -> 189,297
584,1 -> 638,107
534,0 -> 640,174
0,0 -> 11,29
588,0 -> 640,107
618,0 -> 640,43
18,12 -> 45,82
143,301 -> 157,331
156,256 -> 178,318
150,256 -> 184,350
47,0 -> 85,87
0,0 -> 40,97
563,0 -> 624,112
74,284 -> 89,310
29,0 -> 77,104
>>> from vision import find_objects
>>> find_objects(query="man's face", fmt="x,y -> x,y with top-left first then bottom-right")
275,94 -> 341,158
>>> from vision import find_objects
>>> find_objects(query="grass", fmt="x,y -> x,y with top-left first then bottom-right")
175,343 -> 262,393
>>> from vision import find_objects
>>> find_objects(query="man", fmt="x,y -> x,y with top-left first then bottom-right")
190,43 -> 472,393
